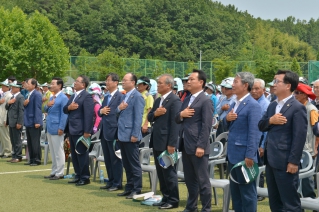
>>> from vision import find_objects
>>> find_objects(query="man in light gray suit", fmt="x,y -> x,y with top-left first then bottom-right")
116,73 -> 145,199
5,81 -> 24,163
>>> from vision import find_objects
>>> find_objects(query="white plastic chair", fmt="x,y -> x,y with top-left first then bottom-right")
139,148 -> 158,194
300,172 -> 319,210
40,130 -> 50,165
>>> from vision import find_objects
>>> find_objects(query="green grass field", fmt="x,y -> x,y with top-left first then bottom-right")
0,151 -> 311,212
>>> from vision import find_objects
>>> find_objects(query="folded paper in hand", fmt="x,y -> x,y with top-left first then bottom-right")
157,150 -> 178,169
75,136 -> 91,154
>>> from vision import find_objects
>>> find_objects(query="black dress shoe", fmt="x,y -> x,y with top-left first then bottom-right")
68,179 -> 80,184
159,203 -> 178,209
30,163 -> 40,166
107,186 -> 122,191
76,179 -> 90,186
100,184 -> 112,189
117,190 -> 132,196
126,191 -> 141,199
50,175 -> 64,180
153,202 -> 166,207
44,174 -> 55,179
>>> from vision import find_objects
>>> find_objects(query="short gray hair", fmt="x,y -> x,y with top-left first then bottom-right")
158,74 -> 174,89
236,72 -> 255,92
254,78 -> 265,89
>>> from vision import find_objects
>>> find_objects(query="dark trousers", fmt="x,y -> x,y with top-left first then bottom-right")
26,127 -> 41,163
119,141 -> 142,192
153,150 -> 179,206
301,176 -> 316,198
9,127 -> 22,159
266,164 -> 301,211
101,137 -> 123,187
69,135 -> 90,180
228,162 -> 257,212
182,149 -> 211,212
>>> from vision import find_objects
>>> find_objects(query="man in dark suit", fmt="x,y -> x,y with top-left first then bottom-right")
5,81 -> 24,163
24,78 -> 43,166
63,75 -> 94,186
148,74 -> 181,210
175,69 -> 213,212
258,70 -> 307,211
116,73 -> 145,199
98,73 -> 123,191
225,72 -> 262,211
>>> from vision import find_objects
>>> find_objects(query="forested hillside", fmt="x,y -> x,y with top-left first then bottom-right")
0,0 -> 316,63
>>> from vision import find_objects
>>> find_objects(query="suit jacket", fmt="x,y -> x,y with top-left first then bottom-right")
225,94 -> 262,164
175,91 -> 213,155
258,96 -> 307,171
63,90 -> 94,136
148,92 -> 182,151
98,90 -> 123,141
5,93 -> 24,127
44,92 -> 69,135
24,90 -> 43,127
0,91 -> 12,126
117,89 -> 145,142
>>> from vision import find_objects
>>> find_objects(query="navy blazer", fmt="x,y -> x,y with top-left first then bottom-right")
45,92 -> 69,135
98,90 -> 123,141
63,90 -> 94,136
117,89 -> 145,142
148,92 -> 182,151
258,96 -> 307,171
225,94 -> 262,164
24,90 -> 43,127
175,91 -> 213,155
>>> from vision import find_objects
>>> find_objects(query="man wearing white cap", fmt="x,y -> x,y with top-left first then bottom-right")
0,79 -> 13,158
41,82 -> 52,113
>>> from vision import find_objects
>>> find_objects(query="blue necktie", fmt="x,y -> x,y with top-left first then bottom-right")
107,95 -> 111,106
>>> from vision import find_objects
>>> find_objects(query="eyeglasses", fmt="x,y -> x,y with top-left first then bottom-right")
294,91 -> 304,95
314,86 -> 319,90
272,79 -> 284,84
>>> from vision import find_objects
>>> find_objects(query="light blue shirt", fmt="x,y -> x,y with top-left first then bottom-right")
257,94 -> 270,148
217,95 -> 236,120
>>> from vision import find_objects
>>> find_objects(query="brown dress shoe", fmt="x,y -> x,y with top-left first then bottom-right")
11,158 -> 22,163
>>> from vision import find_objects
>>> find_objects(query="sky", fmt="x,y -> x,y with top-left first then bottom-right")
217,0 -> 319,21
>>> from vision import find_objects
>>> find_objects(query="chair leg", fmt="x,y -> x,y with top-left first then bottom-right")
222,185 -> 231,212
44,145 -> 49,165
93,161 -> 99,181
66,156 -> 71,175
213,187 -> 218,205
151,170 -> 158,194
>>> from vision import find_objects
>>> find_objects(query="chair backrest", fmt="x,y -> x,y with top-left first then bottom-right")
300,150 -> 313,173
40,130 -> 47,144
209,141 -> 223,159
215,132 -> 228,143
139,148 -> 152,165
89,142 -> 101,158
256,165 -> 266,187
140,134 -> 151,148
91,129 -> 101,141
176,152 -> 183,172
